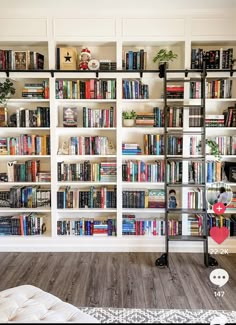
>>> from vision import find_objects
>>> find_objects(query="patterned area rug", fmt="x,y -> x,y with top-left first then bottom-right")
79,307 -> 236,323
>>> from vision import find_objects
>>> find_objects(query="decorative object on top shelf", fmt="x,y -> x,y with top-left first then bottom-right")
122,110 -> 137,127
88,59 -> 100,71
79,48 -> 91,70
0,78 -> 16,127
56,47 -> 77,70
153,49 -> 178,69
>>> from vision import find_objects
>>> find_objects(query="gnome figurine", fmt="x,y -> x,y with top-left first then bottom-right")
79,48 -> 91,70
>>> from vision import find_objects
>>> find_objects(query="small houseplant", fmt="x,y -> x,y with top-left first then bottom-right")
122,110 -> 137,127
198,138 -> 221,161
0,78 -> 16,127
153,49 -> 178,68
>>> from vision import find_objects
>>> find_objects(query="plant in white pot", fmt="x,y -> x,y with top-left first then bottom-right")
122,110 -> 137,127
153,49 -> 178,69
0,78 -> 16,127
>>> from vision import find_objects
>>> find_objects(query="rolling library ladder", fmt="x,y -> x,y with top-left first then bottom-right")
155,63 -> 218,268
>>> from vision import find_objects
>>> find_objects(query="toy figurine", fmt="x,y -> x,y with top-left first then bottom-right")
168,189 -> 177,208
78,48 -> 91,70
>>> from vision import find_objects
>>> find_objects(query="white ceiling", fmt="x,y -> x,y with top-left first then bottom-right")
0,0 -> 235,10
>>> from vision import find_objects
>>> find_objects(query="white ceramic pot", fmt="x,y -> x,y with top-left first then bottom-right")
123,119 -> 135,127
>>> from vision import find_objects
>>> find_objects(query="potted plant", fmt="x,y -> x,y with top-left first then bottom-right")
198,139 -> 221,161
153,49 -> 178,69
0,78 -> 16,127
122,110 -> 137,127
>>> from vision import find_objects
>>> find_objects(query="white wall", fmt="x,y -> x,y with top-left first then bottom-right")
0,0 -> 236,16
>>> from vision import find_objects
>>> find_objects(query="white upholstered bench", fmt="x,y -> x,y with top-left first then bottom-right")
0,285 -> 100,323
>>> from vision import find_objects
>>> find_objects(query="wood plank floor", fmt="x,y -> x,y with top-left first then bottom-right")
0,252 -> 235,310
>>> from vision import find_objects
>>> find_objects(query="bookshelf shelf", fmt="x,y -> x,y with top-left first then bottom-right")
57,209 -> 117,213
55,99 -> 117,103
0,182 -> 51,186
122,208 -> 165,213
7,99 -> 50,103
57,181 -> 117,186
56,155 -> 117,159
0,208 -> 51,212
0,155 -> 51,159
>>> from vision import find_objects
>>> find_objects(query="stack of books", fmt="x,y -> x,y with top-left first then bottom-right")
122,143 -> 142,155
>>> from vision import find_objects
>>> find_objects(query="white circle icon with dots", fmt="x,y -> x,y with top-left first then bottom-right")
209,269 -> 229,287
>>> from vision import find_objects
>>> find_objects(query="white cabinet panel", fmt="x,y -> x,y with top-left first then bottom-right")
191,18 -> 236,38
122,18 -> 185,37
0,18 -> 47,37
54,18 -> 116,37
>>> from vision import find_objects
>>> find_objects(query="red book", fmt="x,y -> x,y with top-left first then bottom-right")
85,80 -> 91,99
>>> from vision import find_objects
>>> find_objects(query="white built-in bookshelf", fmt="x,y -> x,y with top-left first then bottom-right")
0,13 -> 236,252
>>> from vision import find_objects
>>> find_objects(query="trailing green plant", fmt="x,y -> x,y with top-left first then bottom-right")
122,110 -> 137,119
198,139 -> 221,161
0,78 -> 16,106
153,49 -> 178,64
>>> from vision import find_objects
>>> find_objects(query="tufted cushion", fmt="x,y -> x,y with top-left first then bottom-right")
0,285 -> 100,323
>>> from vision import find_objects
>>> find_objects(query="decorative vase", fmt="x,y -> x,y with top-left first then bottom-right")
123,119 -> 135,127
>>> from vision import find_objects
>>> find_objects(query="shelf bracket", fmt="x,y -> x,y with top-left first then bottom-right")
6,71 -> 9,78
96,71 -> 99,78
140,71 -> 143,79
51,70 -> 54,78
230,65 -> 234,77
185,70 -> 188,78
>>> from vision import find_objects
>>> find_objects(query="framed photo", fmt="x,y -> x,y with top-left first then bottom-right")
229,166 -> 236,182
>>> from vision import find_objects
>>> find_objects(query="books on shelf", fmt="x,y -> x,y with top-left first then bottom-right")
22,81 -> 49,99
55,79 -> 116,99
191,48 -> 233,69
122,160 -> 164,182
0,135 -> 50,156
122,143 -> 142,155
9,106 -> 50,128
0,213 -> 46,236
0,50 -> 44,70
57,186 -> 116,209
190,80 -> 232,99
60,136 -> 115,155
57,217 -> 116,236
57,161 -> 116,182
83,106 -> 115,128
123,49 -> 147,70
122,80 -> 149,99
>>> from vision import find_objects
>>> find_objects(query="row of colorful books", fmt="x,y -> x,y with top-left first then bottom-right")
63,136 -> 115,155
191,48 -> 233,69
57,186 -> 117,209
55,79 -> 116,100
57,161 -> 116,182
0,187 -> 51,208
122,189 -> 165,209
0,213 -> 46,236
0,49 -> 44,70
57,218 -> 116,236
0,135 -> 50,156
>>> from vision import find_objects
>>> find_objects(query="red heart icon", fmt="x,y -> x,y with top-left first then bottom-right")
210,226 -> 229,244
